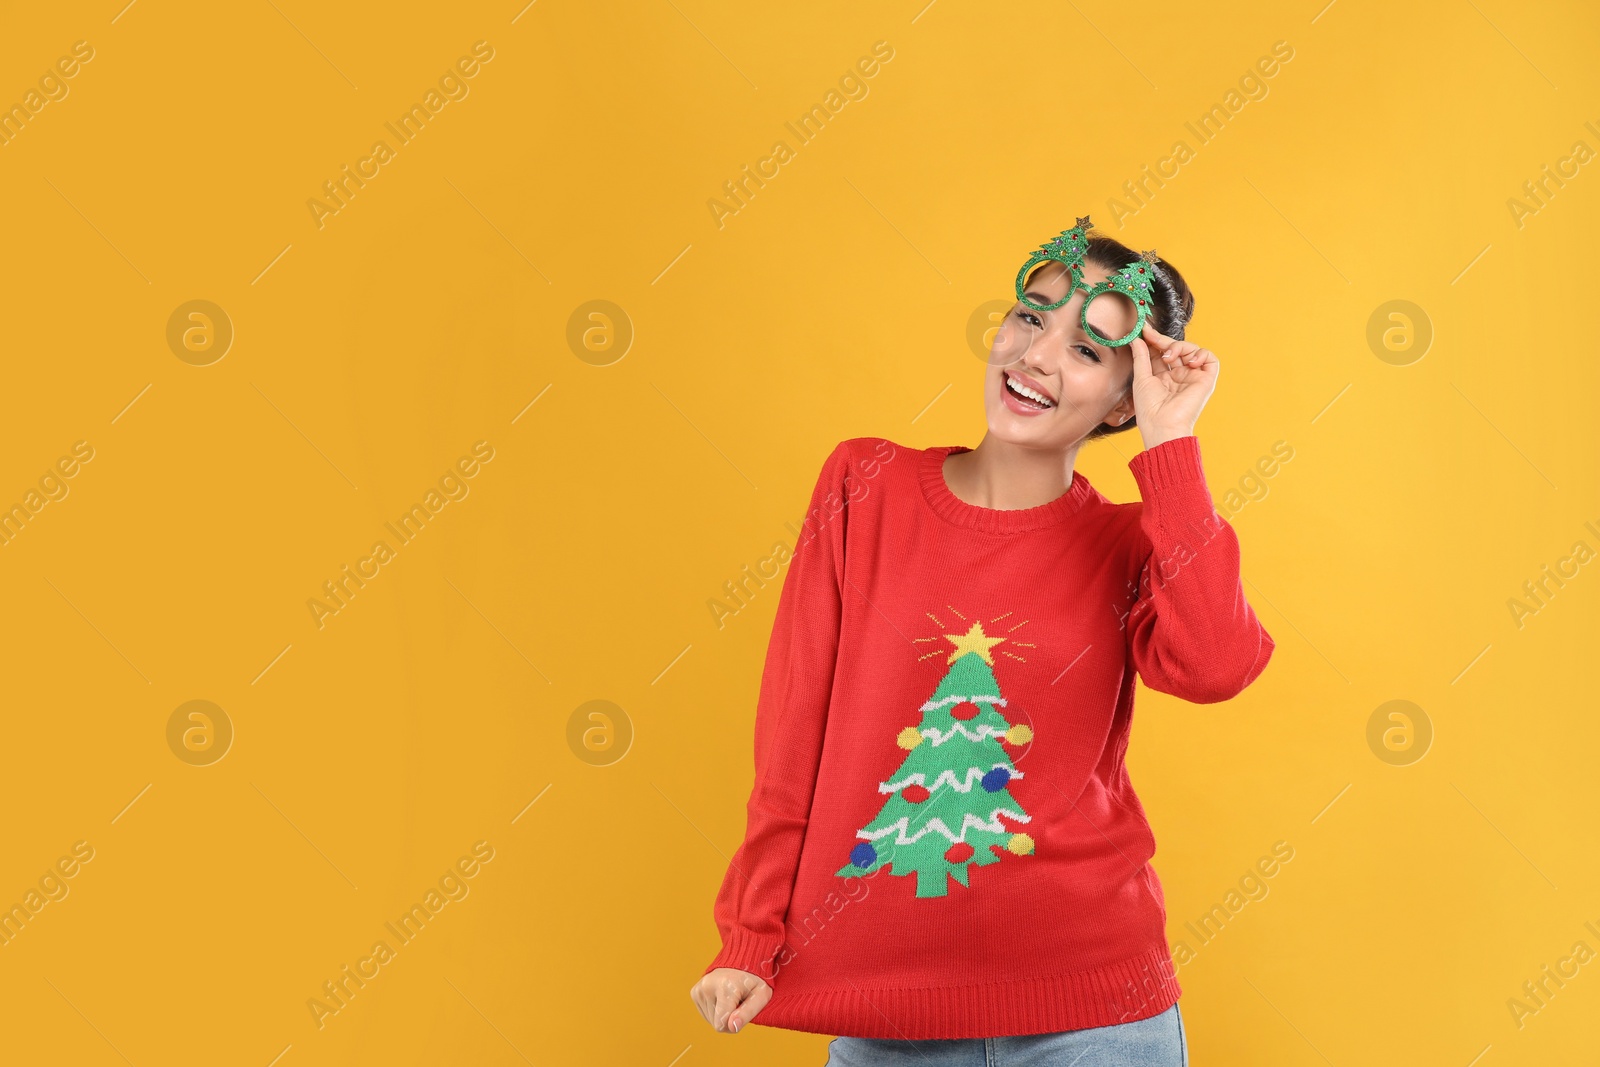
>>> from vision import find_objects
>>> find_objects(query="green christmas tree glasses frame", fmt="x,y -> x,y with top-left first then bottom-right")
1014,214 -> 1162,349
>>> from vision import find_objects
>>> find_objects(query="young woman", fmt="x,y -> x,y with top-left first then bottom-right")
689,221 -> 1274,1066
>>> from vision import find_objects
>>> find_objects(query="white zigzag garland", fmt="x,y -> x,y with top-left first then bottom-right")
921,693 -> 1007,712
919,722 -> 1009,747
855,807 -> 1031,846
879,762 -> 1024,795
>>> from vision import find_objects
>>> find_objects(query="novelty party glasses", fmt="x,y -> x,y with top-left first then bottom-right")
1014,215 -> 1161,348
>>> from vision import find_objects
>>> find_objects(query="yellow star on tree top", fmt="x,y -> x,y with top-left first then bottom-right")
945,620 -> 1006,665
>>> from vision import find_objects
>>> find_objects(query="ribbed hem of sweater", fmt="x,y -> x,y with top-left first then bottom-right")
750,943 -> 1182,1040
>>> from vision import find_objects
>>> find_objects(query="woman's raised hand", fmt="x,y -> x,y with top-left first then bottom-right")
1126,320 -> 1220,449
690,968 -> 772,1033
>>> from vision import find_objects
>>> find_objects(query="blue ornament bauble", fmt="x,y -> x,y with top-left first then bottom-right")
849,842 -> 878,869
981,767 -> 1011,792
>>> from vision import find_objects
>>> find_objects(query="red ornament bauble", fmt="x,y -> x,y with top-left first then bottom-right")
950,701 -> 980,721
944,842 -> 975,864
902,784 -> 931,803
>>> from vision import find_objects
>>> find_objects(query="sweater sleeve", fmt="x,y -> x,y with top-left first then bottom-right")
702,440 -> 852,987
1123,435 -> 1274,704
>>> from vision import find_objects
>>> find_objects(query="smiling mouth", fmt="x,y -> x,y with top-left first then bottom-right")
1004,370 -> 1056,410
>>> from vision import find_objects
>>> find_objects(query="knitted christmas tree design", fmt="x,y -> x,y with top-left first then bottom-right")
835,619 -> 1036,898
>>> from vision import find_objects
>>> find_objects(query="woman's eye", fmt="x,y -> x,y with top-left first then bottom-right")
1076,345 -> 1101,363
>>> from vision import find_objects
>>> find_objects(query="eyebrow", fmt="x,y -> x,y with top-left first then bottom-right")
1023,291 -> 1114,353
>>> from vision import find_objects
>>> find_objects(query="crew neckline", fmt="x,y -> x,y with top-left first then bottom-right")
918,444 -> 1095,533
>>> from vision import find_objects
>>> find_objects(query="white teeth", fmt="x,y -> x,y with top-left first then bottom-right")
1006,373 -> 1053,407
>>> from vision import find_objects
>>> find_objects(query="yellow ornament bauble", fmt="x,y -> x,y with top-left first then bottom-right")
896,726 -> 923,750
1006,723 -> 1033,745
1007,833 -> 1035,856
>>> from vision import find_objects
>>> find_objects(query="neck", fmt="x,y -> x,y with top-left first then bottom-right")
944,434 -> 1082,510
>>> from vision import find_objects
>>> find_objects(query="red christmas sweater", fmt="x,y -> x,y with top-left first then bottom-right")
702,434 -> 1274,1040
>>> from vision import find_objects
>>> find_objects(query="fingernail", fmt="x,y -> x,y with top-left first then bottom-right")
730,1017 -> 741,1032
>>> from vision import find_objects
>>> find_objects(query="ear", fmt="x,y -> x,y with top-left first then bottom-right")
1103,391 -> 1136,428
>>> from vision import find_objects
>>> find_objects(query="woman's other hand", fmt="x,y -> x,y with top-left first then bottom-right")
690,968 -> 772,1033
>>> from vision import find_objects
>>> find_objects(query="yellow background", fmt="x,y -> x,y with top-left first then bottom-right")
1,1 -> 1596,1063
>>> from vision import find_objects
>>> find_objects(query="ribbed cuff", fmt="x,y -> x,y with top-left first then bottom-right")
704,927 -> 786,987
1128,435 -> 1206,492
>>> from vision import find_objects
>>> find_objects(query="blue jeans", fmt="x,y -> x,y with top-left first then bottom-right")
823,1002 -> 1187,1066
